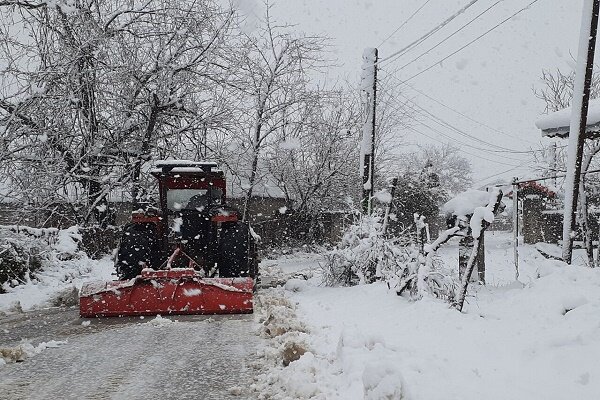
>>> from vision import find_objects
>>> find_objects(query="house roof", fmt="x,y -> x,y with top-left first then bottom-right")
535,98 -> 600,138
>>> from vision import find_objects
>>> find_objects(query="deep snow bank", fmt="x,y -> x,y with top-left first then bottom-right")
0,226 -> 113,314
266,234 -> 600,399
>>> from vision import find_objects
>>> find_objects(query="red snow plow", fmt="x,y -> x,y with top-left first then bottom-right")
79,161 -> 258,317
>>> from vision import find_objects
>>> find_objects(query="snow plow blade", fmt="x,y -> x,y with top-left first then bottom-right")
79,269 -> 253,317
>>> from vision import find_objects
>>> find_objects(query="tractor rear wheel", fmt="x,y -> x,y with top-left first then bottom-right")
116,224 -> 157,280
218,222 -> 258,278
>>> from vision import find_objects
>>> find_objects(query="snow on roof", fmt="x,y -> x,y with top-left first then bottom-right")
154,159 -> 218,167
535,98 -> 600,138
152,160 -> 221,174
226,175 -> 285,199
150,167 -> 223,174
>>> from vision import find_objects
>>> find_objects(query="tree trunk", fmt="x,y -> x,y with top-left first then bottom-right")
242,112 -> 264,221
131,95 -> 160,205
87,179 -> 111,227
477,232 -> 485,284
455,191 -> 503,311
578,144 -> 600,266
459,235 -> 473,282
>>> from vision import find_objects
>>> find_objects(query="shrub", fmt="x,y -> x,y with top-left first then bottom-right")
0,226 -> 82,293
322,215 -> 457,301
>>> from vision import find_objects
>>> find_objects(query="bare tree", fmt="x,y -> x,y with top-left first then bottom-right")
397,144 -> 473,195
0,0 -> 235,226
266,89 -> 361,217
534,68 -> 600,113
222,6 -> 327,220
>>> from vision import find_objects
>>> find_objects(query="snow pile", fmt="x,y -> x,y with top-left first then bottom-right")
147,315 -> 177,326
251,288 -> 322,399
254,282 -> 410,399
54,226 -> 81,255
268,235 -> 600,399
0,340 -> 66,367
470,205 -> 495,239
362,362 -> 406,400
442,189 -> 491,218
373,189 -> 392,204
0,226 -> 114,314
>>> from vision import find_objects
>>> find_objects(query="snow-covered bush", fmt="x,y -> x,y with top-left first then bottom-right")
322,216 -> 399,285
0,226 -> 83,293
385,250 -> 458,302
0,235 -> 44,294
322,215 -> 457,301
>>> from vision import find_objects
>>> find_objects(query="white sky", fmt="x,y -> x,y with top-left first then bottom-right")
259,0 -> 589,186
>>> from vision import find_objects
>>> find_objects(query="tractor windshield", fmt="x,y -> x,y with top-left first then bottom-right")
166,188 -> 222,211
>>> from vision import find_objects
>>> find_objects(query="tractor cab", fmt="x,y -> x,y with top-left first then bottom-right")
147,161 -> 236,247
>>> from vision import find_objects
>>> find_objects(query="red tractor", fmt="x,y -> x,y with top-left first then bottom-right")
80,161 -> 259,317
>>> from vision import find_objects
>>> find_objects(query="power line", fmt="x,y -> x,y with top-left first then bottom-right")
377,0 -> 482,65
409,125 -> 531,167
387,88 -> 539,154
403,0 -> 542,82
393,0 -> 502,72
474,163 -> 532,184
380,71 -> 540,145
384,98 -> 534,165
513,168 -> 600,185
416,117 -> 531,162
377,0 -> 433,48
409,99 -> 537,154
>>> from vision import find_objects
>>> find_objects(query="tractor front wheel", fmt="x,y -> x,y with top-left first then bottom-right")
116,224 -> 157,280
218,222 -> 258,278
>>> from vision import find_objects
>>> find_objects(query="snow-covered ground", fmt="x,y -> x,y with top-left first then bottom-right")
2,231 -> 599,399
259,231 -> 600,400
0,251 -> 113,315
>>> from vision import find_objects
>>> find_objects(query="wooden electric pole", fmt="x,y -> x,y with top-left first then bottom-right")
361,48 -> 378,214
512,177 -> 519,281
562,0 -> 600,263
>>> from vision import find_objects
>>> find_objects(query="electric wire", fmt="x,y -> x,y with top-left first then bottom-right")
376,0 -> 482,65
401,93 -> 538,154
416,117 -> 532,162
402,0 -> 542,82
408,125 -> 531,167
391,0 -> 502,73
379,69 -> 544,146
384,99 -> 535,166
377,0 -> 433,48
474,163 -> 532,185
379,84 -> 541,155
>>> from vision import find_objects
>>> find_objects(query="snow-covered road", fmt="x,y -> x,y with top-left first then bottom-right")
0,309 -> 259,399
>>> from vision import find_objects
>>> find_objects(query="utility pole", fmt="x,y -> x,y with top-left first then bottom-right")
551,142 -> 558,188
562,0 -> 600,263
361,48 -> 378,214
512,177 -> 519,280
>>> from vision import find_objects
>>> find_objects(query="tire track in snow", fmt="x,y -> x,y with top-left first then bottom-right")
0,312 -> 258,399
